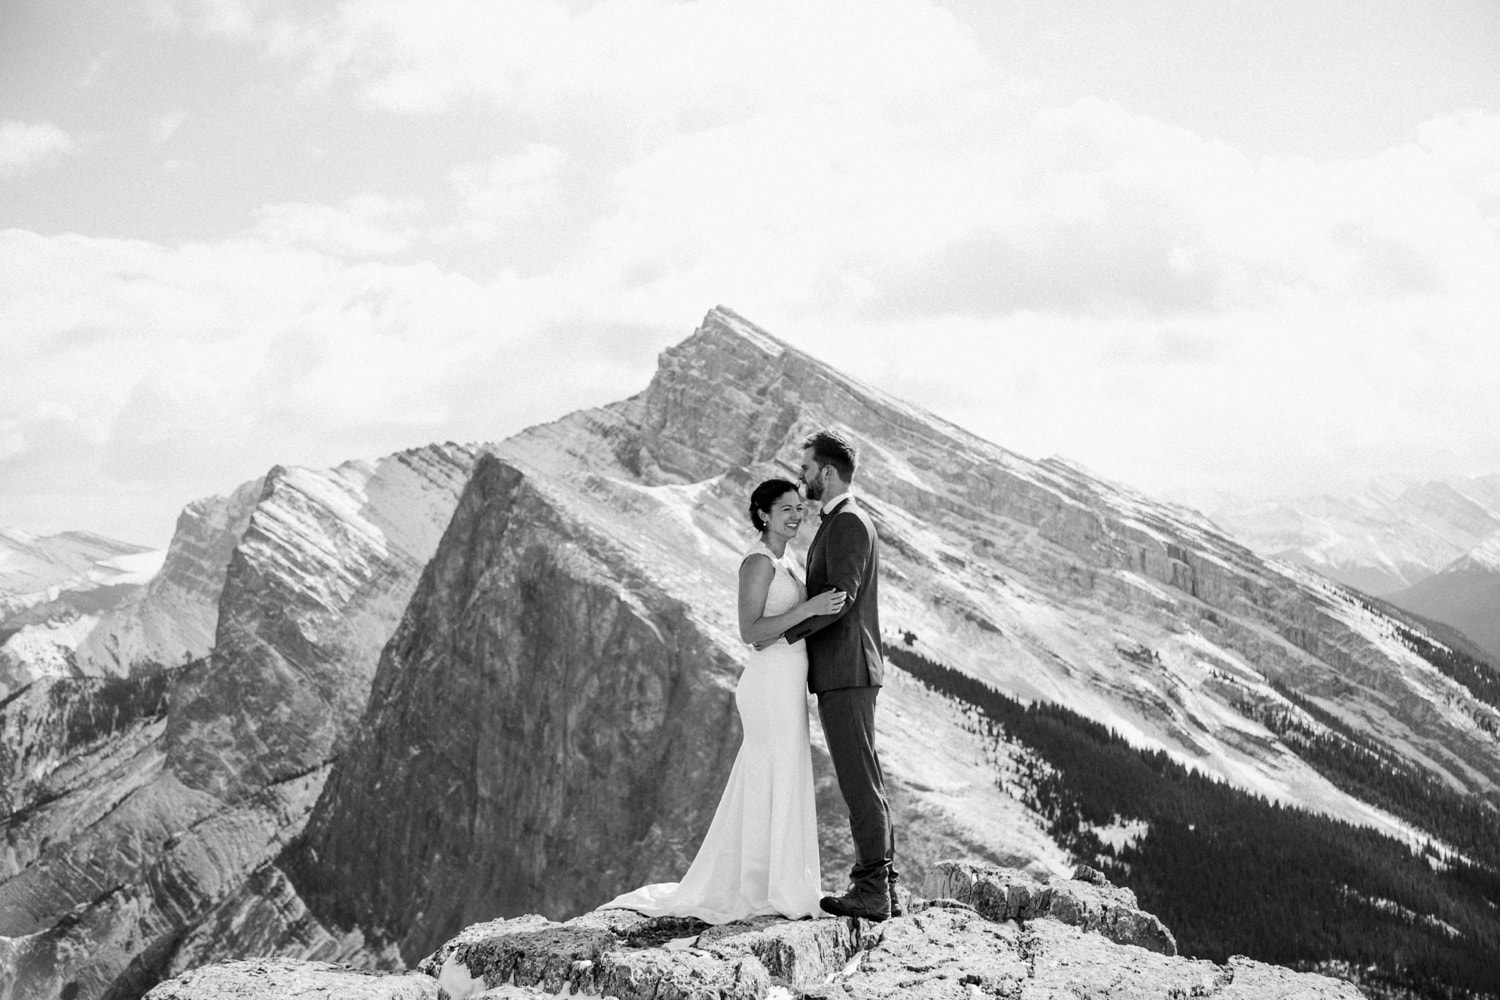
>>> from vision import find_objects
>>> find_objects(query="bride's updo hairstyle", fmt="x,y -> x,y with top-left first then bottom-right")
748,478 -> 800,532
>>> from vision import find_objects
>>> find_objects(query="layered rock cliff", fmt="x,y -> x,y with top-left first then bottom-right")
167,446 -> 478,802
0,443 -> 477,1000
287,456 -> 752,959
70,479 -> 266,679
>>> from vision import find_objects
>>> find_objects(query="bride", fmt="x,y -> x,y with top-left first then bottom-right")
601,478 -> 845,922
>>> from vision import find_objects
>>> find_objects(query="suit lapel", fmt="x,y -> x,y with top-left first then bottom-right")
805,496 -> 848,589
805,517 -> 828,589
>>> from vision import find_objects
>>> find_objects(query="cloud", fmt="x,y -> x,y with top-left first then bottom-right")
210,0 -> 987,125
9,1 -> 1500,544
0,226 -> 673,542
142,0 -> 259,39
252,194 -> 421,256
0,121 -> 78,175
1419,110 -> 1500,217
150,4 -> 1497,330
837,100 -> 1499,322
451,144 -> 567,222
155,111 -> 188,143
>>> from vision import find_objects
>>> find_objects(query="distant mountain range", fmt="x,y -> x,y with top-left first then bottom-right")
1205,479 -> 1500,667
1203,476 -> 1500,597
3,308 -> 1499,1000
1388,534 -> 1500,670
0,527 -> 160,611
0,528 -> 165,695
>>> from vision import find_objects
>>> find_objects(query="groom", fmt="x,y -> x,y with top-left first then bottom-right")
783,428 -> 898,921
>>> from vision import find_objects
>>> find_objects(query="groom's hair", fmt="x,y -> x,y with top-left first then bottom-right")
803,429 -> 857,482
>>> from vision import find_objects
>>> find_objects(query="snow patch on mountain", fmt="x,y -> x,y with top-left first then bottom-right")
94,549 -> 167,585
0,615 -> 95,689
1089,816 -> 1151,854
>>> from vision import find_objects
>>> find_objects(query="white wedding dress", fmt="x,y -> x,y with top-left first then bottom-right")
601,541 -> 823,922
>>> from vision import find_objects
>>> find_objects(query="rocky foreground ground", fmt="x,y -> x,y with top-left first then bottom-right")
142,862 -> 1362,999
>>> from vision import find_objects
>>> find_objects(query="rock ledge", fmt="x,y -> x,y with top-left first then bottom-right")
145,863 -> 1363,999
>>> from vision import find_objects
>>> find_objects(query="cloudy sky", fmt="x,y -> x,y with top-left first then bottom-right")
3,0 -> 1498,548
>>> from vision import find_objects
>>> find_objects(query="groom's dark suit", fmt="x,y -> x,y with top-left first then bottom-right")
784,494 -> 895,902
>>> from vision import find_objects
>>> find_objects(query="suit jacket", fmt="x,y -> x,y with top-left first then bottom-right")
784,495 -> 884,693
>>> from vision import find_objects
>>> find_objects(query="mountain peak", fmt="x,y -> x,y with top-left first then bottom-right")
695,305 -> 790,358
1450,531 -> 1500,574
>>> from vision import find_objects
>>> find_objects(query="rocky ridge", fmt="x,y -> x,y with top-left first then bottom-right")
70,478 -> 266,680
140,863 -> 1360,1000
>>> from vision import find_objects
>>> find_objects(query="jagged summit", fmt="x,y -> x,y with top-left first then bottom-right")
631,305 -> 1016,481
696,304 -> 787,356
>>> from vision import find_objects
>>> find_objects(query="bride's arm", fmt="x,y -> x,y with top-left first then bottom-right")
738,555 -> 846,645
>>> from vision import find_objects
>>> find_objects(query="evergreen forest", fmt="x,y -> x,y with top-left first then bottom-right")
887,644 -> 1500,1000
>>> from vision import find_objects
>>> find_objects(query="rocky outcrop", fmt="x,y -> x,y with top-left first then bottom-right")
396,863 -> 1357,1000
142,958 -> 441,1000
921,861 -> 1177,956
168,444 -> 478,801
143,862 -> 1360,999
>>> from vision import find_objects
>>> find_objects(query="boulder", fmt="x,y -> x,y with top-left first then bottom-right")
921,859 -> 1178,956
